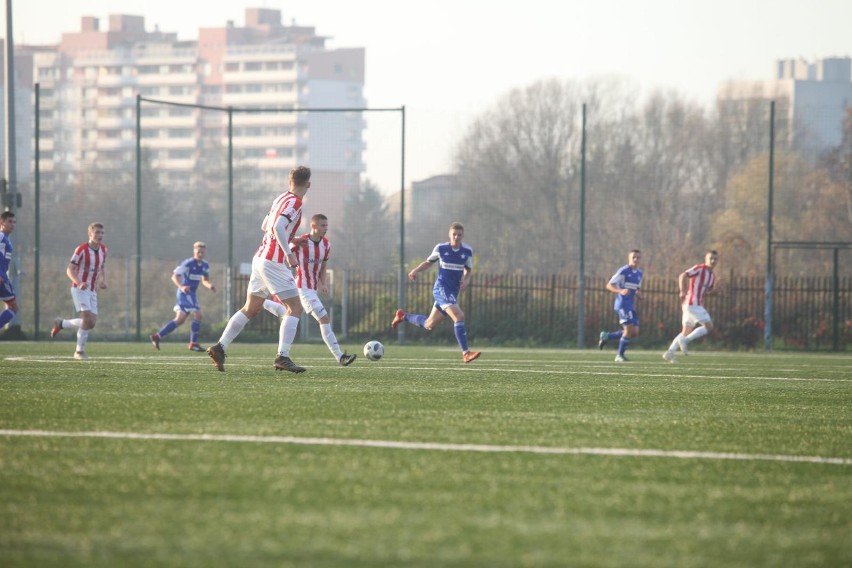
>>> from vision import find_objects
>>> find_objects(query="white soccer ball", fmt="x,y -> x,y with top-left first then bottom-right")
363,340 -> 384,361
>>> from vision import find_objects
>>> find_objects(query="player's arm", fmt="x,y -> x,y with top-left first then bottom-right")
407,260 -> 434,281
606,273 -> 629,296
317,260 -> 329,295
202,275 -> 216,293
272,215 -> 298,268
66,261 -> 86,289
460,266 -> 473,292
98,265 -> 108,290
678,271 -> 690,302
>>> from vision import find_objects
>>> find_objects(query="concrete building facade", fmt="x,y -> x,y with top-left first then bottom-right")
11,8 -> 365,225
718,57 -> 852,155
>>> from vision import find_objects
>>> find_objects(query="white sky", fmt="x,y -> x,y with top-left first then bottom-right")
8,0 -> 852,192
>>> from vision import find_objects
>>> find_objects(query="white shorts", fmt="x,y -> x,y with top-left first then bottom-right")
71,287 -> 99,315
298,289 -> 328,320
247,256 -> 298,300
682,304 -> 712,327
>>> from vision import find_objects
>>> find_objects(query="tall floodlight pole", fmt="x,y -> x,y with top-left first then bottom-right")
135,95 -> 142,340
226,107 -> 234,317
764,101 -> 775,351
577,103 -> 587,348
397,106 -> 406,345
3,0 -> 21,331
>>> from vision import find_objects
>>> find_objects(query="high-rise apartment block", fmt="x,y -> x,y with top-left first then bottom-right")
14,8 -> 365,223
718,57 -> 852,154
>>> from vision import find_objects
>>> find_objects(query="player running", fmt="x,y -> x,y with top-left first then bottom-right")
149,241 -> 217,352
598,249 -> 643,362
662,250 -> 719,363
263,213 -> 356,366
391,222 -> 481,363
0,212 -> 19,331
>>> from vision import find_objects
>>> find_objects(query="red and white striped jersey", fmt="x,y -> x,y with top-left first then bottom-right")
255,192 -> 303,263
69,242 -> 108,289
291,233 -> 330,290
683,264 -> 716,306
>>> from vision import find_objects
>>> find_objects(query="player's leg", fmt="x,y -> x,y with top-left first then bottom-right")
617,322 -> 639,361
444,304 -> 480,362
219,292 -> 264,348
263,297 -> 286,318
189,310 -> 203,350
154,309 -> 188,343
74,310 -> 96,359
273,290 -> 305,373
599,309 -> 625,349
0,296 -> 19,328
685,319 -> 713,344
303,291 -> 349,363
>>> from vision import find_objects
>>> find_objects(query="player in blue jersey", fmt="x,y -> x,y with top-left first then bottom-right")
598,249 -> 643,362
150,241 -> 217,351
391,222 -> 481,363
0,212 -> 18,331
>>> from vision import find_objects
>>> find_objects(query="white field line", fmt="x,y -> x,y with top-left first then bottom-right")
1,429 -> 849,466
3,356 -> 851,382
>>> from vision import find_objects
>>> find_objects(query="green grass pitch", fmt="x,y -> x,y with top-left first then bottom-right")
1,341 -> 850,567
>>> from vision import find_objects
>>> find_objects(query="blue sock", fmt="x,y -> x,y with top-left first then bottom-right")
190,320 -> 201,343
158,319 -> 178,338
406,314 -> 428,328
607,330 -> 624,341
454,321 -> 469,352
618,337 -> 631,356
0,309 -> 14,328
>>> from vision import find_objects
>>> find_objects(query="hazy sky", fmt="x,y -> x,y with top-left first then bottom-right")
8,0 -> 852,191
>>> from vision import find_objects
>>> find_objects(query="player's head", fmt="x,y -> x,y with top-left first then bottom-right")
88,222 -> 105,243
0,211 -> 15,233
628,249 -> 641,267
310,214 -> 329,237
193,241 -> 207,259
448,222 -> 464,246
705,250 -> 719,268
288,166 -> 312,193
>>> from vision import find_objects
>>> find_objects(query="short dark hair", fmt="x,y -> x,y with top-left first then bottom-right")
706,249 -> 719,256
289,166 -> 311,186
0,211 -> 14,221
311,213 -> 328,223
450,222 -> 464,231
629,249 -> 641,255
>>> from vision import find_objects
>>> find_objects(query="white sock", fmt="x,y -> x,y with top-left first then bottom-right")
63,318 -> 82,331
668,333 -> 683,353
320,322 -> 343,360
263,299 -> 285,318
219,311 -> 250,350
76,329 -> 89,352
277,315 -> 300,357
686,326 -> 708,342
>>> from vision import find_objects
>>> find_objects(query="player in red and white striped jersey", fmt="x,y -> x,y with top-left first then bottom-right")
663,250 -> 719,362
50,223 -> 109,360
263,214 -> 356,366
207,166 -> 312,373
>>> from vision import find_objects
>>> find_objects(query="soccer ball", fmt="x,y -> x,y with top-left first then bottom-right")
363,340 -> 384,361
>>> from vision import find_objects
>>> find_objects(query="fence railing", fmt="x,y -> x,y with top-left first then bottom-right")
233,271 -> 851,351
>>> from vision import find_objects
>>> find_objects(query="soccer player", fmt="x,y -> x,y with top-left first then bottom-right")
662,250 -> 719,363
207,166 -> 311,373
50,222 -> 109,360
391,222 -> 481,363
598,249 -> 643,362
149,241 -> 217,352
263,214 -> 356,366
0,212 -> 18,331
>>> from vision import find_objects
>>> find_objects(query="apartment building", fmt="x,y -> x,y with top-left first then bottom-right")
718,57 -> 852,155
22,8 -> 365,224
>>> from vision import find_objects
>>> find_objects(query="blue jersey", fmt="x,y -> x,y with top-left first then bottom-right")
427,241 -> 474,300
173,258 -> 210,292
0,230 -> 11,280
608,264 -> 642,311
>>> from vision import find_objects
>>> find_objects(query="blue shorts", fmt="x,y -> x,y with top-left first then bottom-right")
174,290 -> 201,313
432,285 -> 458,311
616,307 -> 639,327
0,278 -> 14,302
